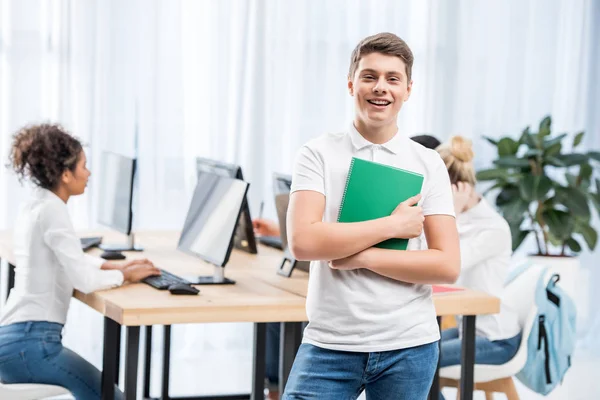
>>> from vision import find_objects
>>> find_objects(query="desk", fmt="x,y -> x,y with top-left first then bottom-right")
0,230 -> 500,400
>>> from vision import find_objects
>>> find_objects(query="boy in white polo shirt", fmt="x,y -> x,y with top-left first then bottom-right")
283,33 -> 461,399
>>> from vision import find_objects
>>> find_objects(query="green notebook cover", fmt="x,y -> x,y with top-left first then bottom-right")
337,157 -> 424,250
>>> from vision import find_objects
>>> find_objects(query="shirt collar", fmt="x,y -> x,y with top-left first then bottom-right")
33,187 -> 65,204
461,197 -> 490,220
348,123 -> 406,155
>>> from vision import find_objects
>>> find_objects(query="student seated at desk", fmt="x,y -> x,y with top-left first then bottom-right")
435,136 -> 521,400
0,124 -> 160,400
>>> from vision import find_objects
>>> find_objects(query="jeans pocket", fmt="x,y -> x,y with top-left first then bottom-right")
42,334 -> 63,360
0,352 -> 32,384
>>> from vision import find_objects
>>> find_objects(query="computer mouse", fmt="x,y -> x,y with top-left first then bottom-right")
168,284 -> 200,295
100,251 -> 126,260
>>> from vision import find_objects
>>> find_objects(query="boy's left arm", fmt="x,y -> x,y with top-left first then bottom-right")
330,153 -> 460,284
330,214 -> 460,284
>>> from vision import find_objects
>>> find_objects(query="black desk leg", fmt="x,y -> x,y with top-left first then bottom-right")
251,323 -> 266,400
102,317 -> 121,400
125,326 -> 141,400
278,322 -> 302,395
460,316 -> 476,400
7,262 -> 15,301
428,316 -> 442,400
115,325 -> 122,386
161,325 -> 171,400
144,326 -> 153,399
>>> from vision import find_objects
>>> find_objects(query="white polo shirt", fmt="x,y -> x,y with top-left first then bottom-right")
291,124 -> 455,352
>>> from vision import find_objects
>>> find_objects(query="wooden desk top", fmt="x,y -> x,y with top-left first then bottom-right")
0,230 -> 500,325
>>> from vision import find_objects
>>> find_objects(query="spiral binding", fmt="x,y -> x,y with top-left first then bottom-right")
337,157 -> 356,222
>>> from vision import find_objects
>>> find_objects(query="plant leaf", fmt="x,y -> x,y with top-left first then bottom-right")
565,237 -> 582,253
555,186 -> 591,218
539,116 -> 552,138
511,229 -> 531,252
519,175 -> 553,201
476,168 -> 511,181
544,142 -> 562,157
565,173 -> 578,188
483,136 -> 499,146
518,126 -> 531,145
589,151 -> 600,162
543,133 -> 567,149
496,185 -> 521,206
493,156 -> 531,168
499,199 -> 530,225
523,133 -> 540,149
542,209 -> 574,241
573,131 -> 585,148
556,153 -> 589,166
524,149 -> 544,157
579,163 -> 593,188
497,137 -> 520,156
574,220 -> 598,251
545,156 -> 566,167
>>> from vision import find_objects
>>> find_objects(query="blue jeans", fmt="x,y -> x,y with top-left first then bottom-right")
0,321 -> 123,400
439,328 -> 521,400
265,322 -> 281,388
283,342 -> 439,400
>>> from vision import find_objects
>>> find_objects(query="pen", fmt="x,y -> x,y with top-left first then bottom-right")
259,201 -> 264,219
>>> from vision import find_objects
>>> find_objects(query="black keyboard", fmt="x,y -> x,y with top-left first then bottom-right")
80,236 -> 103,251
142,269 -> 192,290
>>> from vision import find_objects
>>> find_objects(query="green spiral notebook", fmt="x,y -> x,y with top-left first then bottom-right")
337,157 -> 424,250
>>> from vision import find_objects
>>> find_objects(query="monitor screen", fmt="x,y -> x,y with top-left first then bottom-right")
97,152 -> 136,235
178,172 -> 249,267
272,172 -> 310,273
196,157 -> 242,179
273,173 -> 292,248
195,157 -> 257,254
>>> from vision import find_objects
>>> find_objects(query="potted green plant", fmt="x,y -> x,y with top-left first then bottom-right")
476,115 -> 600,295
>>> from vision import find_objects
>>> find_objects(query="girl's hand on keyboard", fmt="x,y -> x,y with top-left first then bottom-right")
122,263 -> 161,283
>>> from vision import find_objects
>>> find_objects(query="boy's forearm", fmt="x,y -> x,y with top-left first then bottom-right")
358,248 -> 460,284
289,217 -> 397,261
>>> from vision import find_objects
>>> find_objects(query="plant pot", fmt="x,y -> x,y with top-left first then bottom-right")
527,255 -> 580,299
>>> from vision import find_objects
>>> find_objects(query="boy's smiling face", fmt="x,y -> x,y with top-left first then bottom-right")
348,52 -> 412,132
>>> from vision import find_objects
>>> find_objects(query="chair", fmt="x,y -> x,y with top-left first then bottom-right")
0,382 -> 72,399
439,264 -> 551,400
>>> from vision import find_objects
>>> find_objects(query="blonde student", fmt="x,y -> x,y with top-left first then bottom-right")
0,124 -> 160,400
283,33 -> 461,400
436,136 -> 521,399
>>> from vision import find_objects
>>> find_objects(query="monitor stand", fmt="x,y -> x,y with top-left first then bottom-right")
99,233 -> 144,252
187,265 -> 235,285
277,248 -> 300,278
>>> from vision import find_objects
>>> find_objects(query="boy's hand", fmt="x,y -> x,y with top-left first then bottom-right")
329,251 -> 367,271
390,194 -> 424,239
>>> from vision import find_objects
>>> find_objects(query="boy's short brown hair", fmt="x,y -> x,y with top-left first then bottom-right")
348,32 -> 414,83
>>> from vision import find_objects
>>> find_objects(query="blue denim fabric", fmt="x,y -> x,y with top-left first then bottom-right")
0,321 -> 123,400
283,341 -> 439,400
439,328 -> 522,400
265,322 -> 281,387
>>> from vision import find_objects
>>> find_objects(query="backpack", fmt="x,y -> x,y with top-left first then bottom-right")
516,271 -> 577,395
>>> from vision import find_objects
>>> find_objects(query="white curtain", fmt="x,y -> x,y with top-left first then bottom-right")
0,0 -> 598,395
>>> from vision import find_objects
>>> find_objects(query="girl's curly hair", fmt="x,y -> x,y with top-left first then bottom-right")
8,123 -> 83,189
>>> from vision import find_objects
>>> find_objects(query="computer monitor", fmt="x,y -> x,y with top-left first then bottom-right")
272,173 -> 310,276
178,171 -> 249,285
97,151 -> 143,252
195,157 -> 257,254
